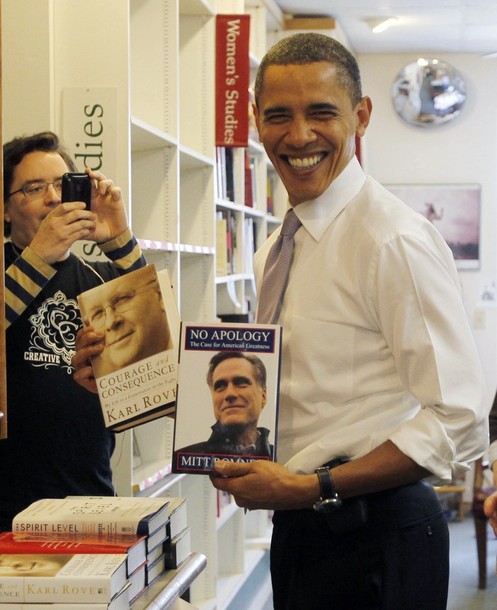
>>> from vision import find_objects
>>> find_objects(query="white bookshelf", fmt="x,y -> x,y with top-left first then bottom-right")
2,0 -> 283,607
214,0 -> 287,323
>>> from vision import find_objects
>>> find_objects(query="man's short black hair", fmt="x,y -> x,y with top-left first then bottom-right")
206,351 -> 267,390
254,32 -> 363,107
3,131 -> 77,236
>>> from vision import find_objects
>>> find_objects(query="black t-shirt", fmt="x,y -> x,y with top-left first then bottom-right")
0,244 -> 123,531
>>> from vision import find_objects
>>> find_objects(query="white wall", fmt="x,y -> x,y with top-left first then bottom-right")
359,53 -> 497,401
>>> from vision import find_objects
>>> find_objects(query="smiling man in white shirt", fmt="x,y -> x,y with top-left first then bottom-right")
211,32 -> 488,610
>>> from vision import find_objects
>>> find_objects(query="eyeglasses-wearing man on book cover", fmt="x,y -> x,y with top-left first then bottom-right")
80,267 -> 172,377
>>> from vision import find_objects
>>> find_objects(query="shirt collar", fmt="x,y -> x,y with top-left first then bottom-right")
293,156 -> 366,242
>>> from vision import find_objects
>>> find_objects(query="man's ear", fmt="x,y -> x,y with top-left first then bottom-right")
355,96 -> 372,138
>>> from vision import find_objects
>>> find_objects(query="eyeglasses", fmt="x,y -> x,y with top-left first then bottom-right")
88,281 -> 158,331
7,179 -> 63,200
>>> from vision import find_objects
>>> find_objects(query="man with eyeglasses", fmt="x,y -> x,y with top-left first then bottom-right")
80,265 -> 172,377
1,131 -> 146,532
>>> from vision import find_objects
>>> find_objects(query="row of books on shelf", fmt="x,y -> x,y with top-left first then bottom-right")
244,148 -> 256,209
216,212 -> 257,277
216,209 -> 237,276
215,146 -> 235,204
0,495 -> 191,607
215,146 -> 263,210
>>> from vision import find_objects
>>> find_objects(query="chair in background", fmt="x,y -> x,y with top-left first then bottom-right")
433,483 -> 466,522
471,457 -> 495,589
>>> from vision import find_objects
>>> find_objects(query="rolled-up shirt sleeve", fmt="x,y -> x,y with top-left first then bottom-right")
377,232 -> 488,482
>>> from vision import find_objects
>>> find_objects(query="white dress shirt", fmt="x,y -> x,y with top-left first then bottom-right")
255,157 -> 488,483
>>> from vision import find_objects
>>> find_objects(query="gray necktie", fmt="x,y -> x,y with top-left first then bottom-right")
256,208 -> 302,324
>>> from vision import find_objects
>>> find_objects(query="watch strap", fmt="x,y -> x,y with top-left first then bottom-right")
313,466 -> 342,512
316,466 -> 336,500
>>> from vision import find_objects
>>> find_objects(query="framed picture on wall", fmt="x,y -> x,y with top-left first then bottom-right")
384,183 -> 481,270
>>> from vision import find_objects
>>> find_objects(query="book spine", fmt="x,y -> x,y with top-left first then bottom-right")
0,576 -> 115,603
244,148 -> 253,207
13,519 -> 143,539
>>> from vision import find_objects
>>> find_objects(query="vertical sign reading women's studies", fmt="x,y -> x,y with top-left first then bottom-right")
172,322 -> 282,475
215,14 -> 250,147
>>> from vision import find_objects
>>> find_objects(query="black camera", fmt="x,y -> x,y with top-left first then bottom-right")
61,172 -> 92,209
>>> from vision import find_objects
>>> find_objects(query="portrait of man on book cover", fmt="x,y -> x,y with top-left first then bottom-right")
79,265 -> 173,377
172,323 -> 282,475
77,265 -> 180,431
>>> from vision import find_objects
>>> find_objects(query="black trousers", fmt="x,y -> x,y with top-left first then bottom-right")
270,480 -> 449,610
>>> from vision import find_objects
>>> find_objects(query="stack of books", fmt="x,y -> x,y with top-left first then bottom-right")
0,495 -> 190,607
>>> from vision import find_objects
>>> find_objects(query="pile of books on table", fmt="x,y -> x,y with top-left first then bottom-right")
0,495 -> 191,608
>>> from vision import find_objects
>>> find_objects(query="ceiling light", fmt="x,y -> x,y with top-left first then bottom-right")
365,17 -> 397,34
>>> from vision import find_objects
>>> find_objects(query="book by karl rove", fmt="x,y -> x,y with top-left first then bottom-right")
0,552 -> 127,604
172,322 -> 282,474
77,264 -> 180,432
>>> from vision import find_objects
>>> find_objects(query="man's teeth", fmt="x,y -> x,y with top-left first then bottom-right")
287,154 -> 324,169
